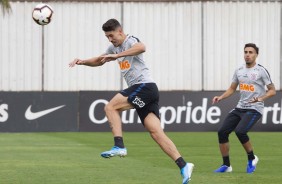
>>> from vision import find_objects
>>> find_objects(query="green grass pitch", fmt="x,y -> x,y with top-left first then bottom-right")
0,132 -> 281,184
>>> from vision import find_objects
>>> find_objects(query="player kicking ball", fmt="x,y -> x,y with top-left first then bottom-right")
69,18 -> 194,184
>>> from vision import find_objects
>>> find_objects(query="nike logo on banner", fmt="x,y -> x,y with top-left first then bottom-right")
25,105 -> 65,120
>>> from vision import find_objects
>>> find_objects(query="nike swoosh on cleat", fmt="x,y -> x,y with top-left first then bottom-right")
25,105 -> 65,120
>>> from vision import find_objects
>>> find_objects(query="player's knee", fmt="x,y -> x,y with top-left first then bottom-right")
150,129 -> 165,144
147,124 -> 159,136
235,130 -> 249,144
146,124 -> 163,141
104,103 -> 114,114
218,130 -> 229,144
149,131 -> 158,141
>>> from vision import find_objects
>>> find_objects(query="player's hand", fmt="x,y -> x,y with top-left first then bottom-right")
69,58 -> 84,67
212,96 -> 222,104
100,54 -> 119,64
249,97 -> 263,103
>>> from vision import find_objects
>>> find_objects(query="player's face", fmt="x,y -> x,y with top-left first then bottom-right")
105,28 -> 123,47
244,47 -> 257,66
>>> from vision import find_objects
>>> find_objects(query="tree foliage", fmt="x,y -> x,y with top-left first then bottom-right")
1,0 -> 12,14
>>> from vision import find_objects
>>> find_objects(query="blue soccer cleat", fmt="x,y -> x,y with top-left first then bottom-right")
214,165 -> 233,173
101,146 -> 127,158
180,163 -> 194,184
247,155 -> 259,173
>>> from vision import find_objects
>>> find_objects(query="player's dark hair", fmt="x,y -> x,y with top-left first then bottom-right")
244,43 -> 259,54
102,19 -> 122,32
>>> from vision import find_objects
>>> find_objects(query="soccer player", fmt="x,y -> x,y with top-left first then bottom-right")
212,43 -> 276,173
69,19 -> 194,184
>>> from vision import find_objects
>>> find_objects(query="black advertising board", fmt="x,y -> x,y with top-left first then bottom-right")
0,91 -> 281,132
79,91 -> 282,132
0,92 -> 78,132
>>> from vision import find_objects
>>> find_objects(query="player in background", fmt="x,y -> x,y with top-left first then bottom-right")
69,19 -> 194,184
212,43 -> 276,173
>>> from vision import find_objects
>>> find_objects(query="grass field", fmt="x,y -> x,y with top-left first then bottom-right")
0,132 -> 281,184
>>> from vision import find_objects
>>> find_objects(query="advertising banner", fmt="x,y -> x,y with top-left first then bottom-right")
0,92 -> 78,132
1,91 -> 281,132
79,91 -> 282,132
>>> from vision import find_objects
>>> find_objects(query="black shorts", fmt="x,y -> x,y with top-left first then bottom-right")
120,83 -> 160,124
219,108 -> 262,134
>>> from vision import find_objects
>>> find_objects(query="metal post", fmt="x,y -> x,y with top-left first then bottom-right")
201,1 -> 204,91
120,2 -> 124,90
41,25 -> 44,91
280,2 -> 282,90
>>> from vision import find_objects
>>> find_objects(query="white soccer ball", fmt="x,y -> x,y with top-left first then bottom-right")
32,3 -> 53,25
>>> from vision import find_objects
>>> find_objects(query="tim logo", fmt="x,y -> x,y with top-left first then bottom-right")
240,83 -> 255,92
119,60 -> 131,70
132,96 -> 145,108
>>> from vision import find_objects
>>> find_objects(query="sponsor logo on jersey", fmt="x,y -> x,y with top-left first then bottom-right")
239,83 -> 255,92
250,73 -> 258,80
119,60 -> 131,70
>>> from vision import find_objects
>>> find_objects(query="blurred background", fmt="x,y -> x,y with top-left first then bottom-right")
0,2 -> 281,184
0,0 -> 281,91
0,0 -> 281,132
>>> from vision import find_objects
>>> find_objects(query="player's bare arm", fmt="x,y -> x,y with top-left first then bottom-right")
118,42 -> 146,57
212,82 -> 238,104
249,83 -> 276,103
100,42 -> 146,63
69,55 -> 105,67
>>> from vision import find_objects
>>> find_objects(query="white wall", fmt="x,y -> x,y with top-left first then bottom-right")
123,2 -> 202,90
203,1 -> 281,90
44,2 -> 122,91
0,2 -> 42,91
0,1 -> 281,91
